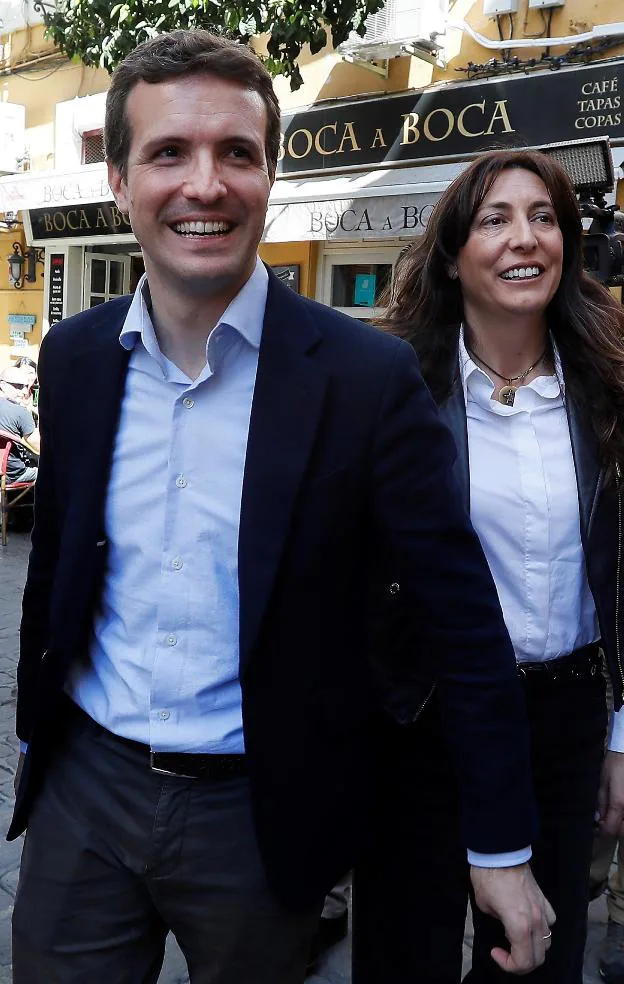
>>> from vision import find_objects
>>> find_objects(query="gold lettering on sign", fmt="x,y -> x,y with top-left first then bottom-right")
43,213 -> 54,233
423,107 -> 454,142
457,101 -> 486,138
485,100 -> 515,135
371,127 -> 387,149
96,208 -> 108,229
110,204 -> 131,228
314,123 -> 338,156
80,209 -> 90,230
287,128 -> 313,159
337,122 -> 361,154
575,76 -> 620,131
401,113 -> 420,145
66,209 -> 79,231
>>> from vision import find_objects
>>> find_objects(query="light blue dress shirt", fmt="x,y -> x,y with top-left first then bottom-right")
67,260 -> 268,754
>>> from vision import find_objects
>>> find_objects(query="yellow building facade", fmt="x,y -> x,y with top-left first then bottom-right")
0,0 -> 623,365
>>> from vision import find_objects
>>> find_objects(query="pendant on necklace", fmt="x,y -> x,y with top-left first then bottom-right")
498,385 -> 516,406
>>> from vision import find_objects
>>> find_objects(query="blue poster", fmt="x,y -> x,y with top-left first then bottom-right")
354,273 -> 377,307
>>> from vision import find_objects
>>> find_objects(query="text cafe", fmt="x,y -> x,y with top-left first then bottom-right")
1,58 -> 623,331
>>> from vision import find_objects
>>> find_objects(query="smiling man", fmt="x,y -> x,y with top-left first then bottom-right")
11,29 -> 553,984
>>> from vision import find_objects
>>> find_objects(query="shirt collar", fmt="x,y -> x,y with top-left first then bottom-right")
458,325 -> 565,401
119,256 -> 268,357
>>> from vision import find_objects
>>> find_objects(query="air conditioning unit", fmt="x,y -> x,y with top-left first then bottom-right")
339,0 -> 447,63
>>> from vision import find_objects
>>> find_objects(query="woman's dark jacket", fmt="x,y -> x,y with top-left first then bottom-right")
431,339 -> 623,709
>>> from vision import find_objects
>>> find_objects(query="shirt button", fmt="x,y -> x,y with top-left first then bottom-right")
175,475 -> 187,489
166,634 -> 177,647
183,397 -> 194,409
171,557 -> 183,571
159,710 -> 170,720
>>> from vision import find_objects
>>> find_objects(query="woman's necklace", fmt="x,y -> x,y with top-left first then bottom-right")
466,345 -> 548,407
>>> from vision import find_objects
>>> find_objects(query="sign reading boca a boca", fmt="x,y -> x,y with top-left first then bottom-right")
278,61 -> 624,175
29,201 -> 132,240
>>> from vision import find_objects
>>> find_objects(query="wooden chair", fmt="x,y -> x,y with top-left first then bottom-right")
0,430 -> 37,546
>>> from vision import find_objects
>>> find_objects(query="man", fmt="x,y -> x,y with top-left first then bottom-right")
0,367 -> 39,483
11,30 -> 554,984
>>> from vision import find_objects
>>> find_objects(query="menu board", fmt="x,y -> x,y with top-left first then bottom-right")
48,253 -> 65,327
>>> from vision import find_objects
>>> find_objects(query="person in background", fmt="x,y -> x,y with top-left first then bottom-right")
13,357 -> 38,420
591,824 -> 624,982
14,357 -> 37,389
590,673 -> 624,984
307,877 -> 350,976
0,367 -> 39,483
353,147 -> 624,984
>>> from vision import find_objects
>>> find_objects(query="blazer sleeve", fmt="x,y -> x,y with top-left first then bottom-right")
369,338 -> 537,855
17,334 -> 61,742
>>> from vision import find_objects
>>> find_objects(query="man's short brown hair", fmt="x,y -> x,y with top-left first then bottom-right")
104,30 -> 281,180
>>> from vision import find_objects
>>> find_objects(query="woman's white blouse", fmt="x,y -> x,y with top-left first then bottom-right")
458,331 -> 624,750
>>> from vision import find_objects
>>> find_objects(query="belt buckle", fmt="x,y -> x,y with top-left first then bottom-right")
150,751 -> 199,780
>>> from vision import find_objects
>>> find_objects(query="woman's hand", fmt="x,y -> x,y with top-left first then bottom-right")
598,750 -> 624,836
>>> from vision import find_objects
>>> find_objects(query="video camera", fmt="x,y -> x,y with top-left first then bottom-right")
579,200 -> 624,287
539,137 -> 624,288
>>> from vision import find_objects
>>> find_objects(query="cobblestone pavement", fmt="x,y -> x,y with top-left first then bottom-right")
0,533 -> 610,983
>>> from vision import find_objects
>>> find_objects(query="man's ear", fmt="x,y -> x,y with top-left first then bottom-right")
107,159 -> 129,214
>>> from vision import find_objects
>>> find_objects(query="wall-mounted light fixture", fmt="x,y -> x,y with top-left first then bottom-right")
8,242 -> 44,290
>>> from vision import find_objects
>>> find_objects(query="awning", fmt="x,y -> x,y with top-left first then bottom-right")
265,162 -> 464,242
0,162 -> 110,213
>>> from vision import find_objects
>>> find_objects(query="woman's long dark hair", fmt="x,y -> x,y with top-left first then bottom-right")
380,149 -> 624,475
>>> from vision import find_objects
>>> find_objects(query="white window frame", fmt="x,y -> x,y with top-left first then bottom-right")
83,252 -> 131,310
317,244 -> 404,319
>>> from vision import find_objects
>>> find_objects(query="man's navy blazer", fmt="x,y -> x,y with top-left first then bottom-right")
11,268 -> 537,909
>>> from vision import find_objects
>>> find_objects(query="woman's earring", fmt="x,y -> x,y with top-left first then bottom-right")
448,266 -> 458,280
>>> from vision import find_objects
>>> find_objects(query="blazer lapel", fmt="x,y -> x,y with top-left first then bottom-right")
565,385 -> 603,543
238,272 -> 329,676
66,300 -> 132,539
438,379 -> 470,512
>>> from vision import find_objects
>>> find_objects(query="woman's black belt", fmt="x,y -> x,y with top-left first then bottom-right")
517,642 -> 602,683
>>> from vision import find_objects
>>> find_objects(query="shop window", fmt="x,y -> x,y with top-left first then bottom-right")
319,247 -> 403,320
330,263 -> 391,310
81,129 -> 105,165
83,253 -> 130,309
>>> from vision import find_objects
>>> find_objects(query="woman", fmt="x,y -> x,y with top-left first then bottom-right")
353,149 -> 624,983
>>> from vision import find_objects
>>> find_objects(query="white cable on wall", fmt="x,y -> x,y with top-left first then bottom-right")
445,18 -> 624,50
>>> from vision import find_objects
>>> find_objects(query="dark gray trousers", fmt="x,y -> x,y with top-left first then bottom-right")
12,711 -> 320,984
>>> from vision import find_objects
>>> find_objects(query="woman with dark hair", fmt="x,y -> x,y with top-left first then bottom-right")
353,149 -> 624,984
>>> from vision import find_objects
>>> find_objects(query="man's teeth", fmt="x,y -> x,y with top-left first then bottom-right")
173,220 -> 231,235
500,266 -> 541,280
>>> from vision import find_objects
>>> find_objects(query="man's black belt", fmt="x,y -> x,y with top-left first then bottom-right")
148,749 -> 246,780
68,699 -> 247,780
517,642 -> 602,684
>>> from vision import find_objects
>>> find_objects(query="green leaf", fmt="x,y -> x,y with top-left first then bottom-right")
42,0 -> 389,88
